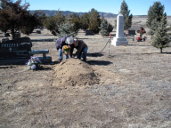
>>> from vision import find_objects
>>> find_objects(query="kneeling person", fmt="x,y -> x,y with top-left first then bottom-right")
55,36 -> 74,62
70,39 -> 88,61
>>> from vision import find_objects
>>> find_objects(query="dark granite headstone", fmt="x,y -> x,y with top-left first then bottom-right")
0,37 -> 32,58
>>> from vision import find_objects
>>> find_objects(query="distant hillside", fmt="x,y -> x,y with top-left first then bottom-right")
133,15 -> 147,18
30,10 -> 117,18
29,10 -> 171,19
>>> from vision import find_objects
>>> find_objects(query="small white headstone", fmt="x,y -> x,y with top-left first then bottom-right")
111,13 -> 128,46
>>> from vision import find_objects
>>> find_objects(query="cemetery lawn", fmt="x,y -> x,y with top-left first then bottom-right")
0,31 -> 171,127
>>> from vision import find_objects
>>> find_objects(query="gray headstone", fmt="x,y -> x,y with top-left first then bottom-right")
111,13 -> 128,46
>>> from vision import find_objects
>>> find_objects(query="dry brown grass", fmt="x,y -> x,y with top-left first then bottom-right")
0,22 -> 171,127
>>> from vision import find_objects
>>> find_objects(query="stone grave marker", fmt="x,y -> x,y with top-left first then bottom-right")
111,13 -> 128,46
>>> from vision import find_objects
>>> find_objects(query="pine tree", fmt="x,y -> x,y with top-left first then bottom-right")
80,13 -> 89,30
151,14 -> 169,53
120,0 -> 133,30
68,13 -> 81,32
58,21 -> 77,37
88,8 -> 101,33
99,18 -> 113,36
99,19 -> 108,36
146,1 -> 165,35
0,0 -> 40,39
20,12 -> 41,35
44,16 -> 58,35
33,10 -> 47,29
44,11 -> 65,36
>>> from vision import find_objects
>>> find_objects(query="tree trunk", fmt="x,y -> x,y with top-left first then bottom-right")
160,48 -> 163,53
11,28 -> 15,40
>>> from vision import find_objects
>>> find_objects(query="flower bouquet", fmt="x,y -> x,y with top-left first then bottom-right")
62,45 -> 70,55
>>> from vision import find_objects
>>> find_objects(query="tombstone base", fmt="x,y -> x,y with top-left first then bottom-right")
111,37 -> 128,46
38,56 -> 52,64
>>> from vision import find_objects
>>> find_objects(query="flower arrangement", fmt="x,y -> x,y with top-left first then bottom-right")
62,45 -> 70,54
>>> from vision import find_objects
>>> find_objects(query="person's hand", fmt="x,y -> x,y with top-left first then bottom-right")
64,51 -> 69,55
72,54 -> 77,59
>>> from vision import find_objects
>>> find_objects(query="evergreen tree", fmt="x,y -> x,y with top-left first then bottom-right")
108,22 -> 113,34
44,12 -> 79,36
88,8 -> 101,33
0,0 -> 40,39
114,20 -> 117,30
58,21 -> 77,37
146,1 -> 165,35
151,14 -> 169,53
99,18 -> 113,36
44,11 -> 65,36
99,19 -> 108,36
44,16 -> 58,35
80,13 -> 89,30
68,13 -> 81,32
54,11 -> 65,26
33,10 -> 47,29
20,12 -> 41,35
120,0 -> 133,30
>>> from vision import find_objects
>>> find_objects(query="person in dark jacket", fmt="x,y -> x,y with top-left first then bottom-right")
70,39 -> 88,61
55,36 -> 74,62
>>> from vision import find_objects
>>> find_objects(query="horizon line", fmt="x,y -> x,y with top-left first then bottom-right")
29,9 -> 171,16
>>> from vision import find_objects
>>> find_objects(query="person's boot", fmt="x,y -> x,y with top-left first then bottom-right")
83,57 -> 86,62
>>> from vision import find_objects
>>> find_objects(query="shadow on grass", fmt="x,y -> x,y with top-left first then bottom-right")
31,38 -> 55,42
162,52 -> 171,54
87,60 -> 112,66
52,61 -> 61,64
113,52 -> 161,57
0,65 -> 14,69
87,52 -> 104,57
38,66 -> 52,71
0,58 -> 28,65
77,37 -> 89,40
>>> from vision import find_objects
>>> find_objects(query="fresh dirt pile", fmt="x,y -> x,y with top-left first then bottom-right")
53,59 -> 99,87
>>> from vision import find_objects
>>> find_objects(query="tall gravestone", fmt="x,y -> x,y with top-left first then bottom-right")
111,13 -> 128,46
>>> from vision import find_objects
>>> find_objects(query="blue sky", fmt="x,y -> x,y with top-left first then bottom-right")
23,0 -> 171,15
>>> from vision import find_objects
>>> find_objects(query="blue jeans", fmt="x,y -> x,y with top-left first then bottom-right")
77,47 -> 88,61
58,48 -> 69,61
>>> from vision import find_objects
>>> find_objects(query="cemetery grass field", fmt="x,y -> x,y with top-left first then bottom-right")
0,17 -> 171,127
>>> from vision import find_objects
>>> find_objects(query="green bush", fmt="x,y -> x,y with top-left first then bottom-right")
99,18 -> 113,36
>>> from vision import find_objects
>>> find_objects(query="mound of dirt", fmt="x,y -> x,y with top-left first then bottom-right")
54,59 -> 99,87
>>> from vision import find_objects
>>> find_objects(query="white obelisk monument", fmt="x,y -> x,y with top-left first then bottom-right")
111,13 -> 128,46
